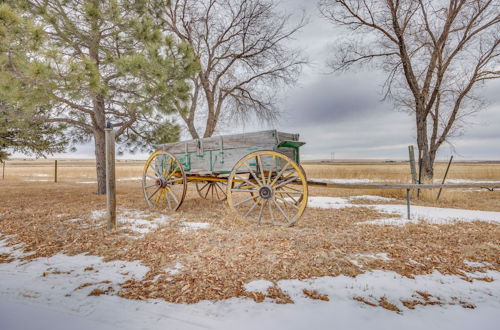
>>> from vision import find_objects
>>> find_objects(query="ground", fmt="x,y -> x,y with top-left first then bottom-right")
0,160 -> 499,329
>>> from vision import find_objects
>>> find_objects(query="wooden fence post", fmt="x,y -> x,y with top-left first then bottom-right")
54,160 -> 58,183
436,155 -> 453,201
1,161 -> 4,180
105,122 -> 116,230
408,145 -> 417,184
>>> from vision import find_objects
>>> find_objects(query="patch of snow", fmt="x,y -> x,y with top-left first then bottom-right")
0,242 -> 499,330
24,179 -> 51,182
165,262 -> 183,275
307,196 -> 500,225
359,204 -> 500,225
244,280 -> 274,293
354,253 -> 391,261
349,195 -> 396,202
117,177 -> 141,182
33,174 -> 49,177
77,181 -> 97,184
119,210 -> 169,236
180,222 -> 210,232
307,196 -> 354,209
91,210 -> 106,220
464,260 -> 489,268
67,218 -> 83,223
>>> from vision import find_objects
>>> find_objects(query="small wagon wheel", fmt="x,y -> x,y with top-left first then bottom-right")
226,150 -> 308,227
196,177 -> 228,201
142,150 -> 187,211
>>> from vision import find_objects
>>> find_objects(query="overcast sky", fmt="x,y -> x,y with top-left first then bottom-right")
41,0 -> 500,161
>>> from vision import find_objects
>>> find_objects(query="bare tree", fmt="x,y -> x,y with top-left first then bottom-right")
151,0 -> 307,138
320,0 -> 500,178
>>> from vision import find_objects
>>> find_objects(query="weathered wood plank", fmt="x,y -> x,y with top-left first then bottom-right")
306,180 -> 500,190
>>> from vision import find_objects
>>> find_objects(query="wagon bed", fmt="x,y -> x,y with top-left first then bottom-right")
157,130 -> 304,175
142,130 -> 309,226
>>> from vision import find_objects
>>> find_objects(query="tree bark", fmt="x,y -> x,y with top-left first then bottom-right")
416,113 -> 434,180
94,128 -> 106,194
93,94 -> 106,194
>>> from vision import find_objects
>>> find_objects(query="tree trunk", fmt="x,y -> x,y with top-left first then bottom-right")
94,129 -> 106,194
184,117 -> 199,139
416,113 -> 434,180
93,94 -> 106,195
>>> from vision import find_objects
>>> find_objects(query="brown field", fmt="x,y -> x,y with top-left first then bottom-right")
0,159 -> 499,310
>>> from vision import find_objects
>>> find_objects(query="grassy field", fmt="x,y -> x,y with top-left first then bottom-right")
2,158 -> 499,210
0,159 -> 499,309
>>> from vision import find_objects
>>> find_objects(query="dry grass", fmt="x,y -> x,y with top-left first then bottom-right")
0,160 -> 499,310
0,178 -> 499,308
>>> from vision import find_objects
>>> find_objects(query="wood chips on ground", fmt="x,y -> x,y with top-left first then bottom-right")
0,181 -> 499,310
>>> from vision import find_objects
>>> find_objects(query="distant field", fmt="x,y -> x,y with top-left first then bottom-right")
3,159 -> 500,182
2,158 -> 499,210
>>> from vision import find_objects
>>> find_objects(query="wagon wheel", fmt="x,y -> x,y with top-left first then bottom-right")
196,177 -> 227,201
142,150 -> 187,210
227,150 -> 308,227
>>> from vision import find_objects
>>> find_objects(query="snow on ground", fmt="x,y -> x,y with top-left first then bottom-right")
180,221 -> 211,232
118,210 -> 169,236
88,209 -> 169,237
1,234 -> 499,330
349,195 -> 396,202
307,196 -> 500,225
244,280 -> 274,293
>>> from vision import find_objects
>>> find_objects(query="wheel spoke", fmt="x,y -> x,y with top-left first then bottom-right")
257,155 -> 266,185
214,184 -> 220,200
145,174 -> 158,181
235,175 -> 259,189
164,188 -> 172,209
274,190 -> 303,194
231,188 -> 259,193
273,198 -> 290,223
257,199 -> 267,224
244,162 -> 263,186
268,198 -> 275,225
274,176 -> 299,189
144,183 -> 157,189
216,182 -> 227,197
244,200 -> 260,218
270,161 -> 290,186
147,187 -> 161,201
276,196 -> 299,209
167,188 -> 179,205
268,155 -> 275,184
199,182 -> 209,192
233,195 -> 255,207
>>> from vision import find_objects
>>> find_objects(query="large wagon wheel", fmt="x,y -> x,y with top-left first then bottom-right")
142,151 -> 187,210
226,150 -> 308,227
196,177 -> 227,201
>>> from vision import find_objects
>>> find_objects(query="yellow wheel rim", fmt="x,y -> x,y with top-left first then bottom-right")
142,150 -> 187,210
226,150 -> 308,227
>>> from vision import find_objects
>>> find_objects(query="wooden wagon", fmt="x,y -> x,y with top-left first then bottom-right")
142,130 -> 308,226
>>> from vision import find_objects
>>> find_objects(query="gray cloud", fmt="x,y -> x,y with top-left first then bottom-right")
15,0 -> 499,161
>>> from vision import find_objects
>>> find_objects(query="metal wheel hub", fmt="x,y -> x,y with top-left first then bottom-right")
258,185 -> 273,199
156,178 -> 168,188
